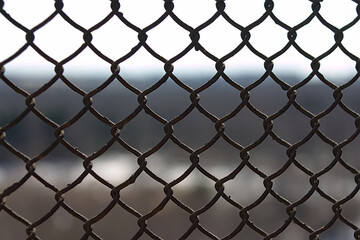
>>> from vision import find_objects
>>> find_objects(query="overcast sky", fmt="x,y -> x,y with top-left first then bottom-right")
0,0 -> 359,82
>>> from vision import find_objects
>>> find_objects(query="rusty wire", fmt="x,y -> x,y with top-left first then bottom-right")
0,0 -> 360,239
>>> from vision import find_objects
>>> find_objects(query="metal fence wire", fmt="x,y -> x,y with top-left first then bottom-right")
1,0 -> 360,239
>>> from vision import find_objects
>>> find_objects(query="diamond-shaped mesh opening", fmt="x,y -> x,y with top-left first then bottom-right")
34,15 -> 84,61
199,137 -> 240,177
272,46 -> 313,81
4,176 -> 56,223
223,165 -> 265,206
0,14 -> 25,59
320,48 -> 358,83
119,110 -> 166,152
146,77 -> 189,120
91,203 -> 139,239
91,16 -> 139,60
34,145 -> 84,188
224,47 -> 265,80
296,134 -> 334,172
342,80 -> 360,113
0,82 -> 26,127
172,108 -> 217,149
319,220 -> 358,240
226,224 -> 265,240
248,139 -> 287,176
0,145 -> 23,168
199,16 -> 241,57
272,104 -> 311,144
118,172 -> 166,215
342,135 -> 360,170
91,151 -> 138,186
173,0 -> 215,27
63,111 -> 111,155
271,0 -> 312,27
91,80 -> 139,122
35,206 -> 85,239
274,222 -> 310,240
62,0 -> 109,29
272,163 -> 311,203
198,197 -> 241,238
170,168 -> 216,210
249,17 -> 289,57
2,0 -> 53,28
4,112 -> 56,157
146,200 -> 191,239
198,77 -> 240,118
62,47 -> 112,81
341,192 -> 360,227
318,105 -> 357,143
146,17 -> 191,59
295,79 -> 334,115
120,0 -> 164,28
295,17 -> 335,57
172,48 -> 216,86
246,194 -> 288,234
318,162 -> 357,200
0,209 -> 28,239
295,191 -> 334,230
248,76 -> 289,115
60,178 -> 113,219
35,80 -> 84,125
2,47 -> 55,90
118,47 -> 165,89
343,20 -> 360,56
224,105 -> 266,147
320,0 -> 358,28
145,146 -> 188,183
225,0 -> 265,26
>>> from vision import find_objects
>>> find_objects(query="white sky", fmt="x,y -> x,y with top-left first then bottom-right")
0,0 -> 359,81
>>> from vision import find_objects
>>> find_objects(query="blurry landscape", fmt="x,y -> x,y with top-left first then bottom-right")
0,74 -> 360,239
1,0 -> 359,238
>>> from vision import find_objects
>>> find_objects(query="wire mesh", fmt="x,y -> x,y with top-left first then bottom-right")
0,0 -> 360,239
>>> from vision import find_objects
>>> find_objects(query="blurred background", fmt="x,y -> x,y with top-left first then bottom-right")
0,0 -> 360,239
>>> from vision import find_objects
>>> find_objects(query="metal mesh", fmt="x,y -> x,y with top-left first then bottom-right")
1,0 -> 360,239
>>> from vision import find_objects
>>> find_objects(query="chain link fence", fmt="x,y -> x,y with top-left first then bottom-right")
1,0 -> 360,239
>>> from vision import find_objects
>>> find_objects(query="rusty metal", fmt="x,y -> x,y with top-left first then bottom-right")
0,0 -> 360,239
